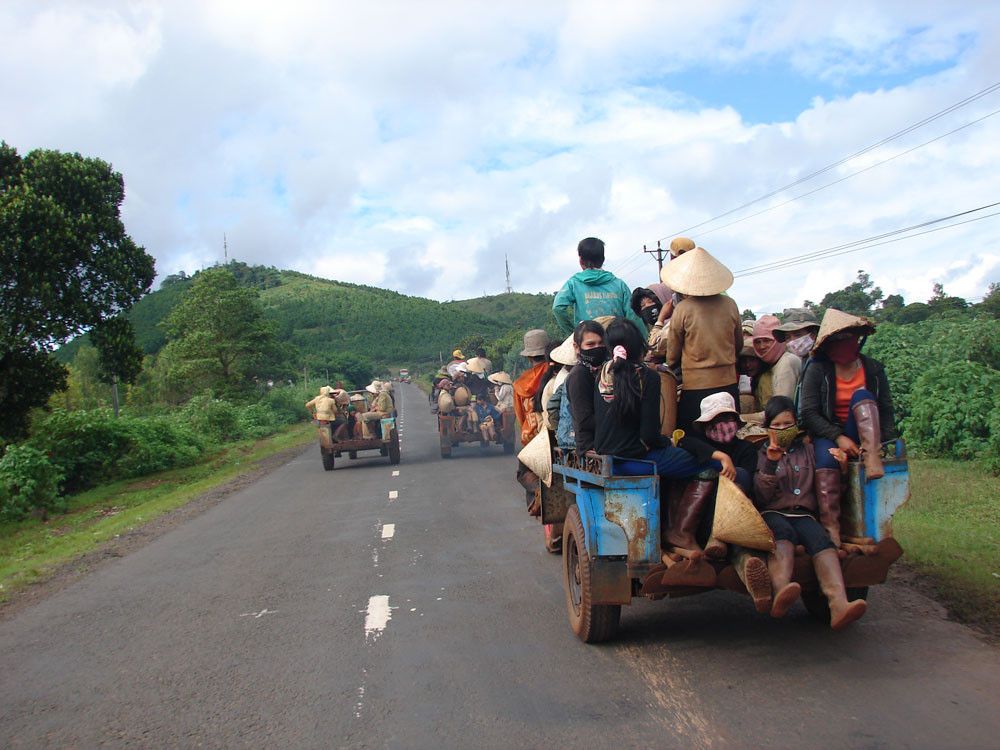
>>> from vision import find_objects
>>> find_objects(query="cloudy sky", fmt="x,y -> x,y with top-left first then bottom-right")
3,0 -> 999,314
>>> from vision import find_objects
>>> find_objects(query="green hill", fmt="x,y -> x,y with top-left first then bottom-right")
58,263 -> 557,373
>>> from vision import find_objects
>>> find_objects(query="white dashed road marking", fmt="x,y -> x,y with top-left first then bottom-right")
388,490 -> 398,500
364,595 -> 392,640
381,523 -> 395,540
392,470 -> 400,477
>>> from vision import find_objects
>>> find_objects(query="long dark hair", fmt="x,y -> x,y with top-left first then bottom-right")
532,342 -> 560,412
574,319 -> 605,347
605,318 -> 647,424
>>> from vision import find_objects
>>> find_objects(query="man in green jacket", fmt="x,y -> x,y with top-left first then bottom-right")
552,237 -> 647,336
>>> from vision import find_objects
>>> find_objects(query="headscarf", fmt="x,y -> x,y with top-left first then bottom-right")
752,315 -> 786,366
647,283 -> 672,305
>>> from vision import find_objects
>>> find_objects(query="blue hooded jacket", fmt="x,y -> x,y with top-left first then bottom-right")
552,269 -> 647,336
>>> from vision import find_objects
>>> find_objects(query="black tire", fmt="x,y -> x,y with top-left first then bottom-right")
389,431 -> 401,465
563,505 -> 621,643
349,451 -> 358,460
801,586 -> 869,623
321,449 -> 335,471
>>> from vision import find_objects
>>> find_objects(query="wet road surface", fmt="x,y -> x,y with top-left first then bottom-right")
1,383 -> 999,748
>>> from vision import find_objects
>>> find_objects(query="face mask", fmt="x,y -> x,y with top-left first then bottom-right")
706,418 -> 739,444
771,424 -> 801,450
786,334 -> 815,358
640,305 -> 660,325
578,346 -> 609,368
826,336 -> 861,365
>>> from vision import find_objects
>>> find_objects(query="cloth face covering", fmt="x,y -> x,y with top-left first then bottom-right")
826,335 -> 861,365
640,305 -> 660,325
579,345 -> 609,369
772,424 -> 801,450
706,417 -> 739,444
786,334 -> 815,358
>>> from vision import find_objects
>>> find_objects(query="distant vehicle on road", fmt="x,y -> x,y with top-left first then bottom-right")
316,390 -> 400,470
399,368 -> 411,383
538,447 -> 907,643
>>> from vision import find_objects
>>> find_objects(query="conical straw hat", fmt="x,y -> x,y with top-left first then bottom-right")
517,429 -> 553,487
660,247 -> 733,296
711,475 -> 775,551
550,333 -> 577,366
669,236 -> 696,256
813,308 -> 876,351
488,371 -> 512,385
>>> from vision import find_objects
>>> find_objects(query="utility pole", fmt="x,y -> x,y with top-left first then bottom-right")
644,240 -> 668,273
505,254 -> 513,294
224,233 -> 228,264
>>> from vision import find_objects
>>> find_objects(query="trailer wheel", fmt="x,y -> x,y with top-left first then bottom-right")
801,586 -> 869,624
389,431 -> 401,465
563,505 -> 620,643
321,448 -> 335,471
440,435 -> 452,459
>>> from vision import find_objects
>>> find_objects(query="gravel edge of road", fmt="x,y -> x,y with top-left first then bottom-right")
0,441 -> 310,622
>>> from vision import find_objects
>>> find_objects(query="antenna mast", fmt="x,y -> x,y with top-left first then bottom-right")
505,254 -> 513,294
223,233 -> 228,264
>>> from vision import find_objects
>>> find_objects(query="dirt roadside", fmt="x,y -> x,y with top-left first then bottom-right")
0,443 -> 309,622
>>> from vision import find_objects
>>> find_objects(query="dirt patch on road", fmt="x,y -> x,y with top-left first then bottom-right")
0,444 -> 309,622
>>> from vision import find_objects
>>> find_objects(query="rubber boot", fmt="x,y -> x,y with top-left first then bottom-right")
815,469 -> 844,549
734,547 -> 772,614
665,478 -> 715,556
767,540 -> 801,618
852,398 -> 885,480
813,548 -> 867,630
704,536 -> 728,560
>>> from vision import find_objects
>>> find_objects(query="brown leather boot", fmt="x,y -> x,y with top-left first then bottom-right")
813,548 -> 867,630
815,469 -> 844,549
734,547 -> 772,614
767,540 -> 801,618
704,536 -> 728,559
665,478 -> 715,556
852,398 -> 885,480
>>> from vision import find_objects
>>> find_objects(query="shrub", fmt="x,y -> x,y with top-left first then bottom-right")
180,393 -> 243,444
0,444 -> 64,521
116,416 -> 205,477
902,361 -> 1000,460
27,409 -> 131,494
262,385 -> 312,425
235,403 -> 280,439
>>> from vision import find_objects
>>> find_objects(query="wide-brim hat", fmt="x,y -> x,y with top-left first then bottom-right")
669,236 -> 696,257
814,308 -> 876,352
488,371 -> 512,385
772,307 -> 821,342
694,391 -> 743,424
466,358 -> 487,374
550,333 -> 577,366
365,383 -> 379,394
452,349 -> 464,359
350,393 -> 366,402
660,247 -> 733,296
517,429 -> 553,487
319,385 -> 332,396
332,388 -> 350,405
712,475 -> 775,551
520,329 -> 550,357
739,336 -> 758,359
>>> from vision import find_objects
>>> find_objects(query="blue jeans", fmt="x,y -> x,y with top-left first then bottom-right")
814,389 -> 870,470
613,446 -> 719,479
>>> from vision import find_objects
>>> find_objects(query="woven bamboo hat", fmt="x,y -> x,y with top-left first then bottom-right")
331,388 -> 350,405
813,308 -> 876,351
660,246 -> 733,296
517,429 -> 553,487
550,333 -> 577,366
350,393 -> 366,402
466,358 -> 487,374
365,382 -> 379,394
669,236 -> 696,257
711,475 -> 775,551
488,371 -> 512,385
593,315 -> 615,329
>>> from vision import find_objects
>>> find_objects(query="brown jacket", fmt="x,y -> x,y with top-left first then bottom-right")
665,295 -> 742,390
753,439 -> 817,515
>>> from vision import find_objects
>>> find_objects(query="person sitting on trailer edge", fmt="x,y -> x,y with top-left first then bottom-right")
358,382 -> 393,439
754,396 -> 867,630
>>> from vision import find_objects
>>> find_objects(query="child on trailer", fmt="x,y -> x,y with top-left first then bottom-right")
753,395 -> 867,630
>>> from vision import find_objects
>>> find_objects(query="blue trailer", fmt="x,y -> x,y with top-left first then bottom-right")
541,448 -> 907,643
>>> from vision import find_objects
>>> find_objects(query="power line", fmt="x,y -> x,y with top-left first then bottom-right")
610,80 -> 1000,275
732,201 -> 1000,278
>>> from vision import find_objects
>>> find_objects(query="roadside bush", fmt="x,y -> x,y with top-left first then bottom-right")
235,403 -> 281,439
262,385 -> 311,425
0,444 -> 65,521
180,393 -> 243,444
902,361 -> 1000,460
116,416 -> 205,477
28,409 -> 132,494
985,407 -> 1000,476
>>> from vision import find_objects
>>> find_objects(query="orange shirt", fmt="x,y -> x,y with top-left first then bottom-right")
834,365 -> 865,424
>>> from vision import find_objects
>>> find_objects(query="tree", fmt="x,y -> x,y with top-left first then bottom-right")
927,282 -> 967,315
877,293 -> 905,322
0,142 -> 154,439
818,270 -> 883,316
980,282 -> 1000,319
91,316 -> 144,416
741,309 -> 757,321
161,268 -> 283,395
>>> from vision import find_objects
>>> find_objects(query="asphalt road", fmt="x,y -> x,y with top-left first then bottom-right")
1,382 -> 999,749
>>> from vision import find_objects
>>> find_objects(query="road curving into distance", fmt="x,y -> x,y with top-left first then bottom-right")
1,382 -> 998,748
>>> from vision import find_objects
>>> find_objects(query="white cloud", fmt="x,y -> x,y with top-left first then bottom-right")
2,0 -> 999,313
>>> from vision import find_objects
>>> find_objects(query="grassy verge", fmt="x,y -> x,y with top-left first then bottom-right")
0,422 -> 314,601
894,458 -> 1000,634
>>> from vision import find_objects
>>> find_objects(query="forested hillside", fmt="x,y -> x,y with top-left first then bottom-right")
58,263 -> 557,373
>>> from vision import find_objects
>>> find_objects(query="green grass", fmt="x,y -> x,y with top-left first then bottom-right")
895,458 -> 1000,633
0,423 -> 314,601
